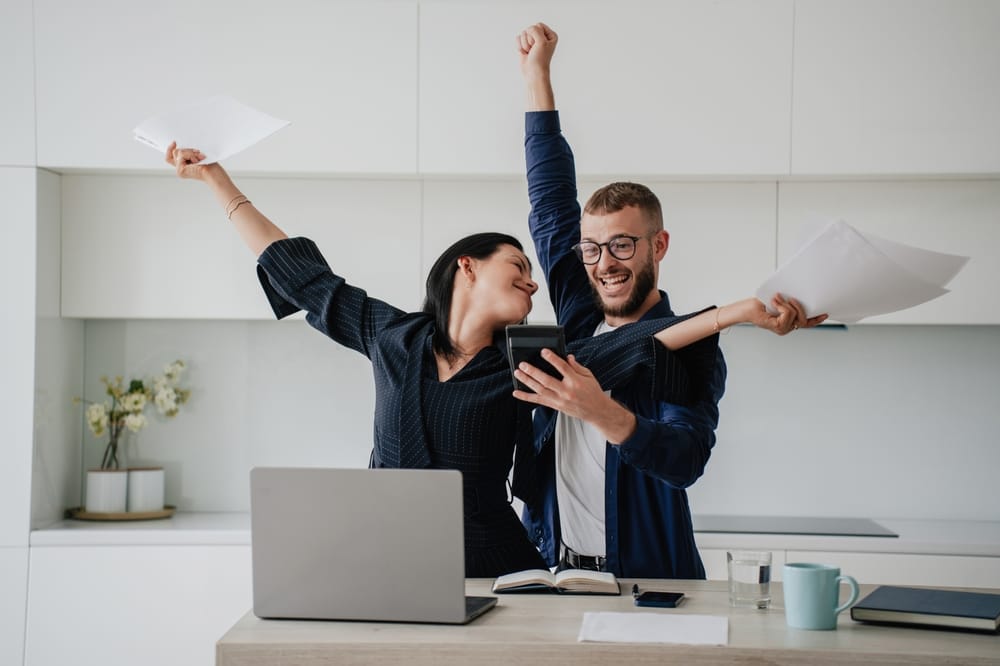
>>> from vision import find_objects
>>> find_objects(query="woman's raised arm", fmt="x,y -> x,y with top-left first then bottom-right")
166,142 -> 287,257
653,295 -> 828,350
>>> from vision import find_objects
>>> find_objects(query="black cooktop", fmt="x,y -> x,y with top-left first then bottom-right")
693,515 -> 898,538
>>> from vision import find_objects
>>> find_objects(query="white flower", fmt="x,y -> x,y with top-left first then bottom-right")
154,387 -> 179,416
121,391 -> 146,412
124,412 -> 147,432
163,360 -> 185,383
86,403 -> 109,436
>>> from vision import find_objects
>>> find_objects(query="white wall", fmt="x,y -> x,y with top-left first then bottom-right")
690,324 -> 1000,521
32,169 -> 85,528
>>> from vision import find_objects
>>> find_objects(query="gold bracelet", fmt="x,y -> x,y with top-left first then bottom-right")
227,199 -> 252,220
225,195 -> 248,218
713,306 -> 722,334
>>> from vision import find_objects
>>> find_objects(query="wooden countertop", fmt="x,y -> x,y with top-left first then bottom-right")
215,579 -> 1000,665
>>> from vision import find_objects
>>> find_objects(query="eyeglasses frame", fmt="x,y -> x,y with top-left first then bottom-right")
571,234 -> 650,265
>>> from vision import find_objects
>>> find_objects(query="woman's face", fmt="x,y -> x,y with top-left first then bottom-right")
469,244 -> 539,326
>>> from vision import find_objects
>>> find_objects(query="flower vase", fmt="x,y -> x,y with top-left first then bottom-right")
85,469 -> 128,513
127,467 -> 165,512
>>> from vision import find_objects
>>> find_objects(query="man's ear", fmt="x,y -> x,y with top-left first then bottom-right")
653,230 -> 670,260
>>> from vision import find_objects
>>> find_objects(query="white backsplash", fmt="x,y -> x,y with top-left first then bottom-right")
64,318 -> 1000,521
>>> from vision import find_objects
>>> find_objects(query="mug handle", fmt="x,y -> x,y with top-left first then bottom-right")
834,575 -> 860,615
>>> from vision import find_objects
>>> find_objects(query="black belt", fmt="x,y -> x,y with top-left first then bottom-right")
559,543 -> 608,572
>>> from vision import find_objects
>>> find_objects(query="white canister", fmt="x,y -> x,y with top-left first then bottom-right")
127,467 -> 165,512
85,469 -> 128,513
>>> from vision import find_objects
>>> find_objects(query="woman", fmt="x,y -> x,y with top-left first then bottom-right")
167,143 -> 823,575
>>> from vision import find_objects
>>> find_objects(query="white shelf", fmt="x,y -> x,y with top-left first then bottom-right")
30,511 -> 250,547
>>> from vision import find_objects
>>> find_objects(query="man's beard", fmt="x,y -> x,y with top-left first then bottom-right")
590,252 -> 657,319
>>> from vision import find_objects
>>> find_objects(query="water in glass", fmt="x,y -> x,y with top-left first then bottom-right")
727,551 -> 772,609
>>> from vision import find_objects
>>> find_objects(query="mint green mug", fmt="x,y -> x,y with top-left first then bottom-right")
783,563 -> 859,630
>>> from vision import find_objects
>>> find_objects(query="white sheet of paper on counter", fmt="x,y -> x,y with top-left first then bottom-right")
755,220 -> 970,324
578,611 -> 728,645
133,95 -> 289,164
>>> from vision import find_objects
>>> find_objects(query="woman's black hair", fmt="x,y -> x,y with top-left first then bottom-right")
423,232 -> 525,361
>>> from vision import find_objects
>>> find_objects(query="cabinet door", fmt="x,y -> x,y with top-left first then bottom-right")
0,0 -> 34,166
698,547 -> 787,582
26,545 -> 252,666
777,180 -> 1000,324
419,0 -> 793,175
785,550 -> 1000,589
61,175 -> 423,318
792,0 -> 1000,175
34,0 -> 417,174
0,168 -> 36,545
0,547 -> 28,666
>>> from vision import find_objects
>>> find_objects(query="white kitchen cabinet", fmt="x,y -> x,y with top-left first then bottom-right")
0,0 -> 35,166
25,544 -> 252,666
701,547 -> 1000,588
419,0 -> 793,176
0,547 -> 28,666
792,0 -> 1000,175
0,168 -> 37,545
61,175 -> 423,319
785,550 -> 1000,589
699,547 -> 787,583
34,0 -> 418,174
777,180 -> 1000,324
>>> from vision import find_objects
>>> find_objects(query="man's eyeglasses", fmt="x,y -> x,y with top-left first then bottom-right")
571,234 -> 646,265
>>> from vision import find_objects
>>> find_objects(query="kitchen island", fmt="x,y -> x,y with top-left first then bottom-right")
216,579 -> 999,665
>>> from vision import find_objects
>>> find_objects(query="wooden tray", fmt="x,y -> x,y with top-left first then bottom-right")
66,505 -> 176,521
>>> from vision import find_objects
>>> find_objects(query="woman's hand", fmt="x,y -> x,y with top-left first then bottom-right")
165,141 -> 219,181
746,294 -> 828,335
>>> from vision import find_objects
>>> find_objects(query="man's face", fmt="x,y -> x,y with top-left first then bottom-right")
578,206 -> 667,323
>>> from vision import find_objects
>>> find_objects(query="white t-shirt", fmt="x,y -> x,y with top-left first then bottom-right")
555,320 -> 616,557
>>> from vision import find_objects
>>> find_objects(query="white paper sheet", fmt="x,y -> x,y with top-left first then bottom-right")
578,612 -> 728,646
755,220 -> 969,324
133,95 -> 289,164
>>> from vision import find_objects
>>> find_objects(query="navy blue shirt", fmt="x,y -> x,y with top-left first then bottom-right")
522,111 -> 728,579
255,236 -> 698,577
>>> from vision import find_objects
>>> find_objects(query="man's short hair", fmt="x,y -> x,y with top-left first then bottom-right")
584,182 -> 663,233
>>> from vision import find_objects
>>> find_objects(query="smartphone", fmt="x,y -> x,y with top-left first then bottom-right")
633,590 -> 685,608
505,324 -> 567,392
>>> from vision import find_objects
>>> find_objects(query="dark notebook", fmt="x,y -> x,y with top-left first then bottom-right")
850,585 -> 1000,633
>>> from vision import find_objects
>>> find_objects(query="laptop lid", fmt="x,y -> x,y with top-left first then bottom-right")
250,467 -> 496,624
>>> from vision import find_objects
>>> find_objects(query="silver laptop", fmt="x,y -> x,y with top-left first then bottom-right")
250,467 -> 497,624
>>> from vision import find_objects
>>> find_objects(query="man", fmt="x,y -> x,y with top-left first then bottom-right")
514,22 -> 726,579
